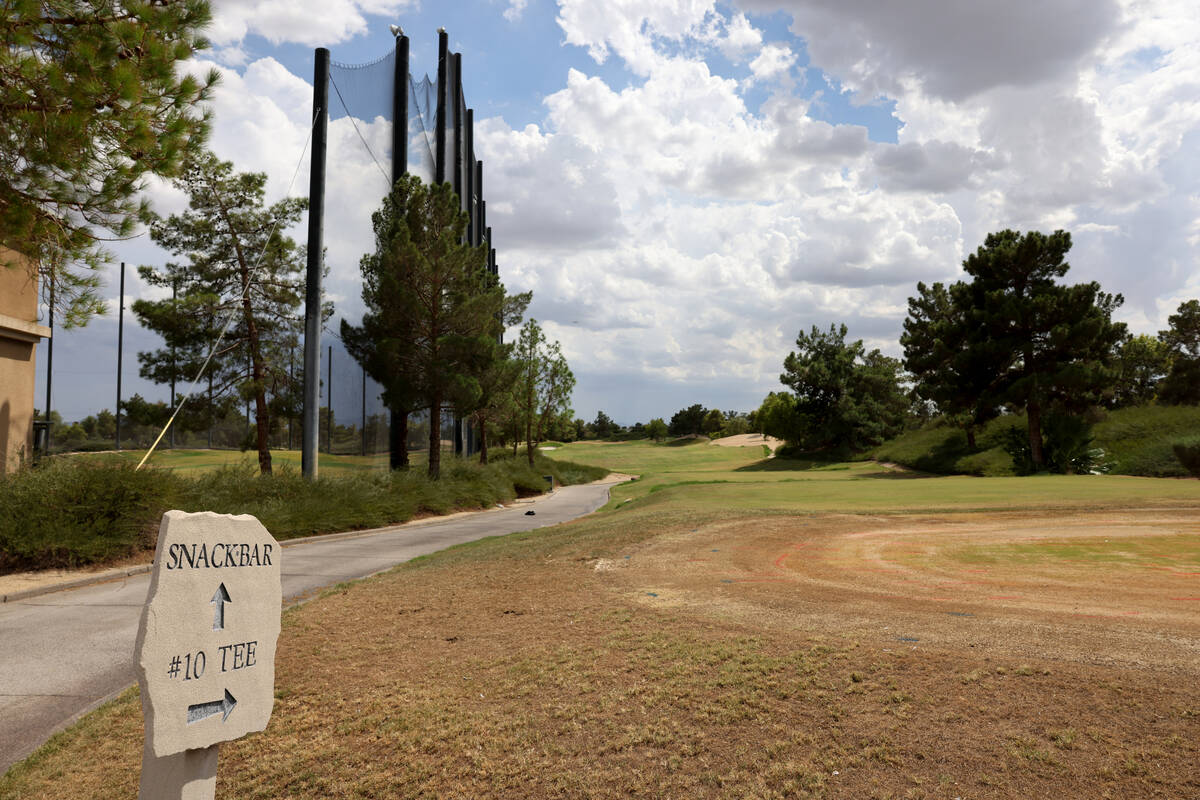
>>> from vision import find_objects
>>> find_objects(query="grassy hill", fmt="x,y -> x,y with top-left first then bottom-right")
869,405 -> 1200,477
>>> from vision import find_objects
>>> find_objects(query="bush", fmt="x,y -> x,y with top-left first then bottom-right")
0,453 -> 609,572
0,458 -> 177,570
1173,439 -> 1200,478
1040,411 -> 1109,475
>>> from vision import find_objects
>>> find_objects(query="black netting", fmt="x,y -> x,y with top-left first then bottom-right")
326,54 -> 396,465
310,38 -> 487,468
330,52 -> 395,124
408,74 -> 436,183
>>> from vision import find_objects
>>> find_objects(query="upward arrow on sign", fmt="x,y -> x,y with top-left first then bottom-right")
210,583 -> 231,631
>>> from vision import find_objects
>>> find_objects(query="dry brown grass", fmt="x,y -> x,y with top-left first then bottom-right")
3,506 -> 1198,799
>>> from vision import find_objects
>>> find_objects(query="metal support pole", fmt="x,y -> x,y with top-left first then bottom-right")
452,53 -> 463,202
393,34 -> 408,179
475,161 -> 484,247
389,32 -> 410,470
45,274 -> 54,450
302,47 -> 330,479
326,344 -> 333,454
452,52 -> 465,457
169,279 -> 177,449
288,346 -> 294,451
116,262 -> 125,450
465,108 -> 474,240
435,30 -> 448,185
361,364 -> 366,457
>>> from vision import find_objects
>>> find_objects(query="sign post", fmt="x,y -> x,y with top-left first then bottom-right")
135,511 -> 282,799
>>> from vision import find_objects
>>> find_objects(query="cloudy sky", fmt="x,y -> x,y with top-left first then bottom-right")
37,0 -> 1200,426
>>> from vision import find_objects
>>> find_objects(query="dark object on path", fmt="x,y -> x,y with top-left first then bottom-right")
525,510 -> 536,516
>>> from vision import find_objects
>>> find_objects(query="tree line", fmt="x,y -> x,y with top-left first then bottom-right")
132,164 -> 574,478
755,229 -> 1200,473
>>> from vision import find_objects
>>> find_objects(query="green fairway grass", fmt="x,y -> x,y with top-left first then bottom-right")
557,440 -> 1200,515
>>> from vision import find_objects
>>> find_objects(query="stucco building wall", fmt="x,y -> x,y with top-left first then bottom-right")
0,249 -> 51,472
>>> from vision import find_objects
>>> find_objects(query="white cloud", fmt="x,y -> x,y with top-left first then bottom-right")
206,0 -> 417,49
747,42 -> 796,85
716,13 -> 763,64
503,0 -> 529,22
556,0 -> 718,75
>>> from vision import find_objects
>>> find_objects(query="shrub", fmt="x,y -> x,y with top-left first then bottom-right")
0,453 -> 609,572
1041,411 -> 1109,475
1173,439 -> 1200,478
0,458 -> 177,570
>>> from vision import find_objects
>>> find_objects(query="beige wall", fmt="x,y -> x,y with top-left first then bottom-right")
0,248 -> 49,473
0,249 -> 39,319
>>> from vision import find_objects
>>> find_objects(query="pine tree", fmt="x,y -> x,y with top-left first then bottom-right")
1,0 -> 217,324
133,152 -> 311,474
343,176 -> 515,479
1158,299 -> 1200,405
959,230 -> 1125,468
902,281 -> 998,448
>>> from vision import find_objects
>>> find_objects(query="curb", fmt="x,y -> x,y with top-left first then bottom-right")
1,564 -> 154,604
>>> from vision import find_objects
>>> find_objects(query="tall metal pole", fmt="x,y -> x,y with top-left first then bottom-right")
169,279 -> 177,449
45,273 -> 54,450
389,32 -> 410,470
452,53 -> 463,202
302,48 -> 330,479
465,108 -> 475,242
393,33 -> 409,178
206,312 -> 213,450
326,344 -> 332,454
451,51 -> 465,457
475,161 -> 484,247
435,30 -> 447,185
288,345 -> 294,451
116,261 -> 125,450
361,363 -> 366,457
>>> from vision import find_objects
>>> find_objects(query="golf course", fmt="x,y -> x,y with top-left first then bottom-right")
2,439 -> 1197,799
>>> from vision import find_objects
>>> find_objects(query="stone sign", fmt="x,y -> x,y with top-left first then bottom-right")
135,510 -> 282,758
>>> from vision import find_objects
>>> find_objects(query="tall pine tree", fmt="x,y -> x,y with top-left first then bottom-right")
343,175 -> 516,479
959,230 -> 1125,469
133,152 -> 311,474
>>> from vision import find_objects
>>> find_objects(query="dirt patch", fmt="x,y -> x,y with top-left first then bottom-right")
593,472 -> 637,484
606,510 -> 1200,673
709,433 -> 783,450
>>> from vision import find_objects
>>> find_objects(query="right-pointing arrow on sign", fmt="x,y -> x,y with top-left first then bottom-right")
211,582 -> 231,630
187,689 -> 237,724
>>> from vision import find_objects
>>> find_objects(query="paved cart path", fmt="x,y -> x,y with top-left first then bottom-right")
0,481 -> 619,774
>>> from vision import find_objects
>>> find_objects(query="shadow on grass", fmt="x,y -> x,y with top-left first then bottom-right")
665,437 -> 709,447
734,457 -> 831,472
854,469 -> 938,480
